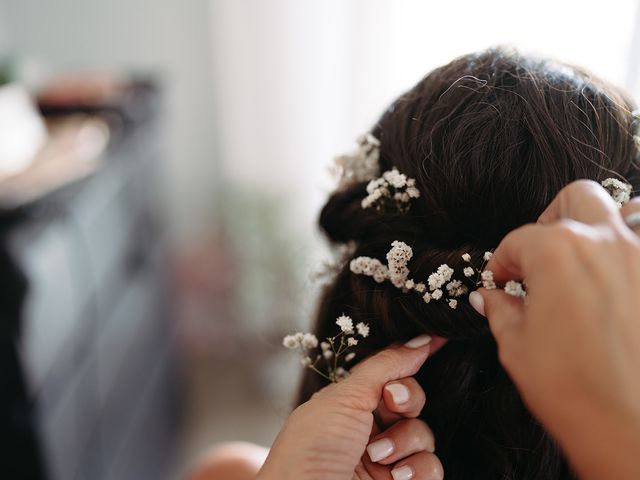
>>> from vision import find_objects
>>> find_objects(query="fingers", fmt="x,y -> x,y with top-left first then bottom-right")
537,179 -> 622,227
376,377 -> 427,426
620,198 -> 640,236
476,287 -> 525,346
366,418 -> 435,465
482,223 -> 547,282
389,451 -> 444,480
343,336 -> 431,412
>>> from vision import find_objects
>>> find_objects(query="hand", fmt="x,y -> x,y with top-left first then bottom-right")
257,336 -> 444,480
473,180 -> 640,480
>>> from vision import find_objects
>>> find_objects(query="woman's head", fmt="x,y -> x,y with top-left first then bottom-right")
299,48 -> 639,479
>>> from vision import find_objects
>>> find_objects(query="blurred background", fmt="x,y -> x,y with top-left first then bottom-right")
0,1 -> 638,479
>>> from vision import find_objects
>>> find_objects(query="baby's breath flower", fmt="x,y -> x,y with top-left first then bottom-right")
448,299 -> 458,309
336,315 -> 354,334
347,337 -> 359,346
301,356 -> 312,367
481,270 -> 496,290
415,282 -> 426,293
405,279 -> 415,290
423,292 -> 432,303
356,322 -> 370,338
360,167 -> 420,212
504,280 -> 526,298
483,251 -> 493,261
462,253 -> 471,262
301,333 -> 318,349
463,266 -> 475,277
432,289 -> 443,300
345,352 -> 356,362
335,367 -> 348,379
320,341 -> 331,351
387,241 -> 413,289
323,350 -> 334,360
282,335 -> 299,349
601,178 -> 632,207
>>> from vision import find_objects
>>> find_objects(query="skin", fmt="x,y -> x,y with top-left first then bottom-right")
474,180 -> 640,480
190,180 -> 640,480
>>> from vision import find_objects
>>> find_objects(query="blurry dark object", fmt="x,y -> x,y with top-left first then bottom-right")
2,82 -> 178,480
38,71 -> 158,127
0,115 -> 109,211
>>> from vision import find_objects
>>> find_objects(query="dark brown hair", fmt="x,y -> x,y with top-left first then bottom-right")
297,48 -> 639,479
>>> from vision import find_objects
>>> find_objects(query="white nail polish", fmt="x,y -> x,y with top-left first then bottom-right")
404,335 -> 432,348
366,438 -> 394,462
385,383 -> 410,405
391,464 -> 414,480
469,291 -> 486,316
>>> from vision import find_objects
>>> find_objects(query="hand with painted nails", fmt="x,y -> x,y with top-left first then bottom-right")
470,180 -> 640,480
256,335 -> 444,480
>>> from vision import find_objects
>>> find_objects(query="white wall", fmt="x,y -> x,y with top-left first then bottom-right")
3,0 -> 220,240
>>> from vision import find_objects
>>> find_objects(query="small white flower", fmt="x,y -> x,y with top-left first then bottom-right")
301,356 -> 312,367
423,292 -> 432,303
428,272 -> 445,290
463,267 -> 475,277
415,283 -> 426,293
504,280 -> 526,298
301,333 -> 318,349
282,335 -> 299,349
356,322 -> 370,338
483,252 -> 493,261
336,315 -> 354,334
601,178 -> 632,207
481,270 -> 496,290
405,279 -> 415,290
432,289 -> 443,300
437,264 -> 454,282
345,352 -> 356,362
462,253 -> 471,262
347,337 -> 359,346
320,341 -> 331,351
448,299 -> 458,309
323,350 -> 334,359
335,367 -> 349,379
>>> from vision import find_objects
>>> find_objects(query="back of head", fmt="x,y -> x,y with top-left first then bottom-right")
298,48 -> 639,479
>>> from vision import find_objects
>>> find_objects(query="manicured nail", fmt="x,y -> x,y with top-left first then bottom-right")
385,383 -> 410,405
404,335 -> 432,348
366,438 -> 394,462
391,464 -> 414,480
469,291 -> 485,316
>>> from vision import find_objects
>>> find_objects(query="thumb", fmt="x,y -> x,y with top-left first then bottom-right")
337,336 -> 432,412
475,288 -> 525,348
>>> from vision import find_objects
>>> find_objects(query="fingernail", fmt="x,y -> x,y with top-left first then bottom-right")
366,438 -> 394,462
469,291 -> 485,316
404,335 -> 432,348
391,464 -> 414,480
385,383 -> 410,404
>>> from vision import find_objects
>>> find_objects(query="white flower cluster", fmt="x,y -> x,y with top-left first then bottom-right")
350,243 -> 531,311
334,133 -> 380,189
283,314 -> 370,383
601,178 -> 632,207
351,241 -> 469,310
504,280 -> 526,298
361,167 -> 421,213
